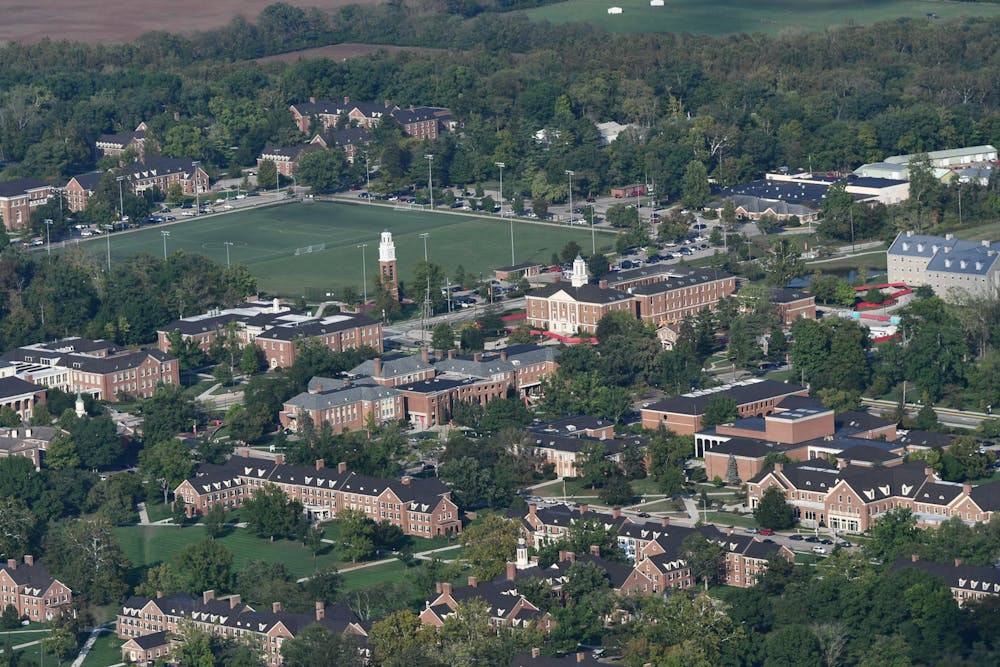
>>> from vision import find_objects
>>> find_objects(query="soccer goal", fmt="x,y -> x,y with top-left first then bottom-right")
293,243 -> 326,256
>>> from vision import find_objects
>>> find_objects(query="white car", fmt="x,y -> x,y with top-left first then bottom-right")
222,204 -> 234,210
182,211 -> 195,217
812,546 -> 827,554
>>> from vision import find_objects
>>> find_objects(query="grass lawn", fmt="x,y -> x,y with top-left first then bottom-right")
143,499 -> 174,523
704,511 -> 757,529
524,0 -> 1000,35
339,560 -> 413,592
81,631 -> 125,667
115,525 -> 345,580
76,202 -> 616,298
806,249 -> 887,272
638,499 -> 687,513
958,220 -> 1000,241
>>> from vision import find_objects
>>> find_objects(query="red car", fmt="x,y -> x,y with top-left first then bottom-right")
759,528 -> 775,536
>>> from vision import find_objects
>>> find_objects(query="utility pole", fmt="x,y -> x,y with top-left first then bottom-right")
116,175 -> 125,221
420,233 -> 431,344
161,230 -> 170,260
44,219 -> 53,257
192,161 -> 201,215
424,154 -> 434,209
224,241 -> 234,268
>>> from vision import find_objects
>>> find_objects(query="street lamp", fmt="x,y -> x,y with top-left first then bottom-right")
419,232 -> 431,341
496,161 -> 514,265
43,219 -> 53,256
161,230 -> 170,260
357,243 -> 368,304
191,161 -> 201,215
224,241 -> 234,269
105,223 -> 113,271
424,154 -> 434,209
364,153 -> 372,204
116,176 -> 125,221
565,169 -> 575,225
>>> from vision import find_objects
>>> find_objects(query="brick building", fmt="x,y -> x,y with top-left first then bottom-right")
254,314 -> 383,369
526,257 -> 634,335
63,172 -> 104,213
156,300 -> 299,353
0,178 -> 54,231
289,97 -> 453,139
4,337 -> 178,402
0,556 -> 72,622
124,157 -> 208,198
256,145 -> 315,178
891,555 -> 1000,607
630,269 -> 737,326
174,455 -> 461,535
117,591 -> 366,666
769,288 -> 816,325
279,382 -> 403,435
640,378 -> 809,435
0,426 -> 60,470
95,122 -> 150,158
747,459 -> 1000,534
309,127 -> 370,163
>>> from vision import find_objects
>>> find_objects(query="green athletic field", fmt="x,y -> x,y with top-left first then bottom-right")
89,201 -> 615,298
525,0 -> 1000,35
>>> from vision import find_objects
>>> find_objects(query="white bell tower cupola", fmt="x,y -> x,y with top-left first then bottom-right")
570,255 -> 588,288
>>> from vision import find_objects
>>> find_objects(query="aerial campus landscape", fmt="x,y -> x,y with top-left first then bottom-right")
6,1 -> 1000,666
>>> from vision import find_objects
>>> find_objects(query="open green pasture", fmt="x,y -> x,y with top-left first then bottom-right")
85,202 -> 614,298
525,0 -> 1000,35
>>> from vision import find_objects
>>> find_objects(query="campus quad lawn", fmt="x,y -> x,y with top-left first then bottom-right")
80,632 -> 125,667
525,0 -> 1000,36
115,525 -> 343,580
83,202 -> 615,298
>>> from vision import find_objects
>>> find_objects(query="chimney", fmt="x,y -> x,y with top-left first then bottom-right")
612,507 -> 621,519
774,463 -> 784,473
563,551 -> 576,563
22,555 -> 32,567
558,550 -> 566,562
532,648 -> 541,658
156,591 -> 163,599
529,503 -> 537,516
272,297 -> 281,314
229,594 -> 241,609
473,352 -> 483,362
963,483 -> 972,495
441,582 -> 452,595
274,454 -> 284,466
374,358 -> 383,376
24,429 -> 30,438
338,461 -> 348,473
579,504 -> 589,514
925,466 -> 935,480
468,576 -> 478,588
401,476 -> 411,486
599,279 -> 608,289
577,653 -> 586,663
243,448 -> 250,459
310,96 -> 316,104
409,104 -> 415,111
6,559 -> 14,570
384,100 -> 391,108
421,348 -> 429,363
590,545 -> 601,556
660,516 -> 670,527
203,590 -> 215,605
343,377 -> 350,387
506,562 -> 517,581
447,349 -> 455,359
983,239 -> 991,248
726,526 -> 734,536
343,96 -> 349,104
315,459 -> 325,471
911,553 -> 920,562
272,601 -> 282,613
955,558 -> 964,567
315,601 -> 325,621
838,458 -> 848,470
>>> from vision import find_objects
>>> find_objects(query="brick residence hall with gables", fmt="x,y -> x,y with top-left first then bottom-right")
0,555 -> 72,622
289,97 -> 453,138
117,591 -> 366,667
156,299 -> 300,354
279,381 -> 404,435
174,454 -> 461,535
95,122 -> 150,158
526,256 -> 736,335
747,459 -> 1000,533
124,157 -> 209,198
3,337 -> 178,401
891,555 -> 1000,608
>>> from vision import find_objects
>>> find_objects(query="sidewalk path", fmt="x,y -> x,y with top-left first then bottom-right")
71,624 -> 112,667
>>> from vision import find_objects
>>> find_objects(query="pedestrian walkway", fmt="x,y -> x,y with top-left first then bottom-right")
71,624 -> 111,667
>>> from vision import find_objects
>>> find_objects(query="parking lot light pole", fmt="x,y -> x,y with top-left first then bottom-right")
365,154 -> 372,204
105,224 -> 112,271
161,231 -> 170,260
116,175 -> 125,221
424,154 -> 434,209
224,241 -> 234,269
192,161 -> 201,215
44,219 -> 53,256
496,161 -> 504,218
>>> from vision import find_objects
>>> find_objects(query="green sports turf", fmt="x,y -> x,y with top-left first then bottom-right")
86,202 -> 616,298
525,0 -> 1000,35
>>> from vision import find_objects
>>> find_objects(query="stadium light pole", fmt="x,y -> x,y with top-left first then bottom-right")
496,162 -> 514,265
224,241 -> 234,269
424,154 -> 434,209
105,224 -> 112,271
44,219 -> 53,257
192,161 -> 201,215
419,232 -> 431,343
565,169 -> 574,226
357,243 -> 368,304
161,230 -> 170,260
496,161 -> 504,218
116,175 -> 125,221
365,154 -> 372,204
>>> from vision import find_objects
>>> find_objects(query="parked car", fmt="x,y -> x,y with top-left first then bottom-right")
804,535 -> 819,543
812,546 -> 827,554
789,534 -> 804,541
759,528 -> 774,536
